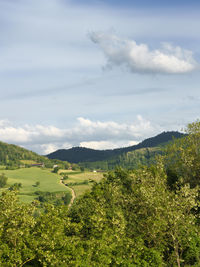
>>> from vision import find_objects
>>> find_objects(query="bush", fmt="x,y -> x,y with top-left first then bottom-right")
52,166 -> 59,173
0,173 -> 8,188
63,175 -> 69,180
9,183 -> 22,191
35,181 -> 40,187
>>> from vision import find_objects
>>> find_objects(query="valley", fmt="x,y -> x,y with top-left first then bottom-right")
0,167 -> 104,205
0,131 -> 184,205
0,122 -> 200,266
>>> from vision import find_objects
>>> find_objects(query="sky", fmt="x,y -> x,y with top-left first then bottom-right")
0,0 -> 200,154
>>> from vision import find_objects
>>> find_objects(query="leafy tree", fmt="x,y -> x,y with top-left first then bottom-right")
68,162 -> 200,266
0,191 -> 36,266
164,120 -> 200,188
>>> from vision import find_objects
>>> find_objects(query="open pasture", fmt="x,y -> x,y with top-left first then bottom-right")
0,167 -> 71,203
61,171 -> 104,197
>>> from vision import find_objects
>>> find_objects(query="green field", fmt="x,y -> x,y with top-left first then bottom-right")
0,167 -> 71,203
0,168 -> 104,203
60,170 -> 104,197
20,160 -> 38,165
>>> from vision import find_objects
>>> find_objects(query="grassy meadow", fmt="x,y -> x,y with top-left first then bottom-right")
59,170 -> 104,197
0,167 -> 104,203
0,167 -> 71,203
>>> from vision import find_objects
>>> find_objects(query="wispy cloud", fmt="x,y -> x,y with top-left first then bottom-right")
90,32 -> 197,74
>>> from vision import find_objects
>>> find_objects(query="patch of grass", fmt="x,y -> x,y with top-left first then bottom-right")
70,184 -> 91,197
1,168 -> 71,203
58,170 -> 82,175
20,160 -> 38,165
62,171 -> 104,197
0,165 -> 6,170
18,194 -> 36,203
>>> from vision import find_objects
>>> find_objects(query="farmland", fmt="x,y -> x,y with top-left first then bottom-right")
59,170 -> 104,197
0,167 -> 104,203
0,167 -> 71,203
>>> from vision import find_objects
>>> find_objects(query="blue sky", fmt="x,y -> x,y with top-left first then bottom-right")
73,0 -> 200,7
0,0 -> 199,154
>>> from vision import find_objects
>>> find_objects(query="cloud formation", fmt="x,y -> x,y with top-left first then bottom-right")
90,32 -> 197,74
0,116 -> 162,154
80,140 -> 139,150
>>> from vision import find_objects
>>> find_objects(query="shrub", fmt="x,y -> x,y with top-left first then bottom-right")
0,173 -> 8,188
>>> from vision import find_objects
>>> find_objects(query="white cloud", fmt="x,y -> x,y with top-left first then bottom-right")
73,115 -> 157,141
90,32 -> 197,74
40,143 -> 60,155
80,140 -> 139,150
80,141 -> 117,150
0,116 -> 162,154
40,142 -> 72,154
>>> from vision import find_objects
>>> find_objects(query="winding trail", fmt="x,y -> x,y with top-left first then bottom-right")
60,177 -> 76,207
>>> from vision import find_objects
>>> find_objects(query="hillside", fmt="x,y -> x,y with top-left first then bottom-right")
0,141 -> 69,169
80,146 -> 162,170
46,131 -> 185,163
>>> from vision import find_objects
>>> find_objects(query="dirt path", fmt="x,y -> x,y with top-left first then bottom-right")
60,177 -> 76,207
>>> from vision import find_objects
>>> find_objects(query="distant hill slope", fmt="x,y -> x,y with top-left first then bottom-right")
0,141 -> 54,168
80,146 -> 163,171
46,131 -> 185,163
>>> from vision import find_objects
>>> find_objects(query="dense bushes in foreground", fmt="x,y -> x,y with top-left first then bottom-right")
0,121 -> 200,266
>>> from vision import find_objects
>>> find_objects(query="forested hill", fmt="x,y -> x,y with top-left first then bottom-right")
46,131 -> 185,163
0,141 -> 53,168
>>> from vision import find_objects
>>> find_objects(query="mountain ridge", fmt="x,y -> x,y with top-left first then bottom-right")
46,131 -> 185,163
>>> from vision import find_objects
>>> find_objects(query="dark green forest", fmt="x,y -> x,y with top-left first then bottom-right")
0,122 -> 200,266
79,146 -> 162,170
46,131 -> 184,163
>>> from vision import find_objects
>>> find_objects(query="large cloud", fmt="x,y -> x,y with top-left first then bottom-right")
90,32 -> 197,74
0,116 -> 162,154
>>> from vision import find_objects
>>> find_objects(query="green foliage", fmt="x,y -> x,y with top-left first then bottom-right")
0,122 -> 199,266
67,180 -> 89,186
69,163 -> 200,266
72,166 -> 79,171
0,141 -> 53,168
164,120 -> 200,188
3,168 -> 71,203
9,182 -> 22,191
0,191 -> 36,266
80,147 -> 162,171
0,173 -> 8,188
35,191 -> 71,206
52,166 -> 59,173
0,140 -> 71,170
35,181 -> 40,187
62,174 -> 69,180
